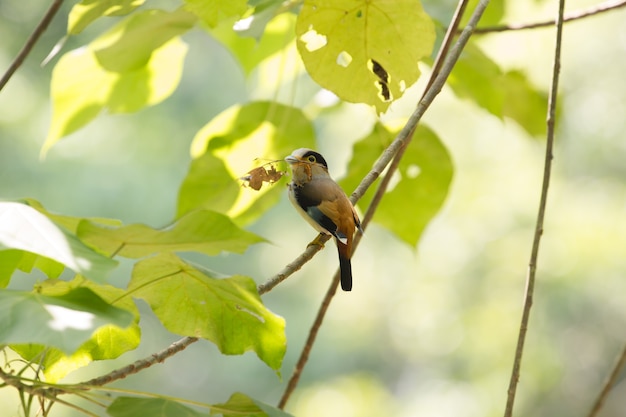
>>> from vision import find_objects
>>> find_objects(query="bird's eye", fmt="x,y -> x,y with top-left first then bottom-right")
307,155 -> 316,163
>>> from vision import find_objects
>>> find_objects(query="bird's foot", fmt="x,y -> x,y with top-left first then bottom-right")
307,234 -> 326,248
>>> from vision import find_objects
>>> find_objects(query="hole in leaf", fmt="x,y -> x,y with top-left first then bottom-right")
300,28 -> 327,52
336,51 -> 352,67
375,80 -> 393,102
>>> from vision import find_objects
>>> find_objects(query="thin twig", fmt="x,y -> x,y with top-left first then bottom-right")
277,0 -> 490,409
503,0 -> 566,416
586,342 -> 626,417
0,0 -> 63,92
80,336 -> 198,387
474,0 -> 624,34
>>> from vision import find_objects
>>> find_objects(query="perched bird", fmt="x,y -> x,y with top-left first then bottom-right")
285,148 -> 362,291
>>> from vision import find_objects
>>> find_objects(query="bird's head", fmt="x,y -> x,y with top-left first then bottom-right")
285,148 -> 329,183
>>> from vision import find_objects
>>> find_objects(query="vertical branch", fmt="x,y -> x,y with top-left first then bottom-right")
503,0 -> 566,415
0,0 -> 64,92
586,342 -> 626,417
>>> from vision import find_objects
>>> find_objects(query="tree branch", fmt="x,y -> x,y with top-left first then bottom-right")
0,0 -> 63,92
586,342 -> 626,417
474,0 -> 625,35
503,0 -> 565,415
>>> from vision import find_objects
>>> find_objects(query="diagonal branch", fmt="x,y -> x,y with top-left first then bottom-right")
503,0 -> 566,415
474,0 -> 624,34
586,341 -> 626,417
0,0 -> 63,92
276,0 -> 491,410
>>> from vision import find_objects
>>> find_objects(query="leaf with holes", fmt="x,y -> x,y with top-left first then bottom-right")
296,0 -> 435,113
340,123 -> 453,246
128,253 -> 286,371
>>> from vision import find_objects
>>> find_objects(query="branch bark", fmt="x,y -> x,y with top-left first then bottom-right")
503,0 -> 566,415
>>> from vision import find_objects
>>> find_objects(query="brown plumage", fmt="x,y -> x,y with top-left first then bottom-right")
285,148 -> 362,291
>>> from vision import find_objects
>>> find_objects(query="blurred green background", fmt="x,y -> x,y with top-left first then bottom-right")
1,0 -> 626,416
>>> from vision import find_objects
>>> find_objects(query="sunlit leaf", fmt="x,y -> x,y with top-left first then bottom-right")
68,0 -> 145,35
108,397 -> 209,417
0,287 -> 133,354
211,392 -> 295,417
11,278 -> 140,382
340,123 -> 453,246
180,101 -> 315,224
77,209 -> 265,258
0,202 -> 118,282
129,253 -> 286,371
448,42 -> 547,136
296,0 -> 435,113
211,12 -> 296,74
184,0 -> 247,28
44,10 -> 192,154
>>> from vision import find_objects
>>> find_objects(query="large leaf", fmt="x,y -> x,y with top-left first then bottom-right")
77,209 -> 264,258
179,101 -> 316,224
448,42 -> 547,136
128,253 -> 286,371
0,202 -> 118,282
68,0 -> 146,35
184,0 -> 247,28
44,9 -> 193,154
108,397 -> 209,417
0,287 -> 133,354
340,123 -> 453,246
11,278 -> 141,382
211,392 -> 295,417
296,0 -> 435,113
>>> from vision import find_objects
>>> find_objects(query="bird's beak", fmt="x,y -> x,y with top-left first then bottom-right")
284,155 -> 299,164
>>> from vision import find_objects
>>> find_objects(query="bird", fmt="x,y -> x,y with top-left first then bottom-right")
285,148 -> 362,291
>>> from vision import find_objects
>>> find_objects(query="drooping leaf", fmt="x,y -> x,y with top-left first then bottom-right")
68,0 -> 146,35
448,42 -> 547,137
211,12 -> 296,74
108,397 -> 209,417
340,123 -> 453,246
11,278 -> 141,382
0,287 -> 133,354
77,209 -> 264,258
128,253 -> 286,371
179,101 -> 315,224
44,9 -> 193,154
296,0 -> 435,113
211,392 -> 295,417
184,0 -> 247,28
0,202 -> 118,282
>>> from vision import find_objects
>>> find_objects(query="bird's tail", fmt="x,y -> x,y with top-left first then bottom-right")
337,248 -> 352,291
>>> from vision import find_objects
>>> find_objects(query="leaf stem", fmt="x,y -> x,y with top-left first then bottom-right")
502,0 -> 566,415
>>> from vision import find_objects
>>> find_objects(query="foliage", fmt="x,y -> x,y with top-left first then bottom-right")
1,0 -> 625,416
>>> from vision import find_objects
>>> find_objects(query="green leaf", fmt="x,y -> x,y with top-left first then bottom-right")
180,101 -> 315,224
128,253 -> 286,371
0,287 -> 133,354
77,209 -> 264,258
296,0 -> 435,113
92,8 -> 197,72
211,12 -> 295,74
108,397 -> 209,417
211,392 -> 295,417
68,0 -> 146,35
0,202 -> 118,282
44,10 -> 192,154
448,42 -> 547,136
184,0 -> 247,28
340,123 -> 453,246
11,278 -> 140,382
